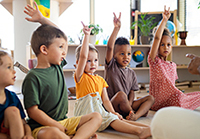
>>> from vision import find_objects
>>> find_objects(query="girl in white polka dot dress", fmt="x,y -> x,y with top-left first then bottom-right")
148,6 -> 200,111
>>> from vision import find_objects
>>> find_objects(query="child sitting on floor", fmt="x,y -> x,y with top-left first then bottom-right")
105,12 -> 154,120
148,6 -> 200,111
22,2 -> 102,139
73,21 -> 151,139
0,51 -> 33,139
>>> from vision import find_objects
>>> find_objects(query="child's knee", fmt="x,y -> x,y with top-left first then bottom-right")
91,112 -> 102,123
147,95 -> 155,103
115,91 -> 127,101
38,127 -> 67,139
4,106 -> 20,117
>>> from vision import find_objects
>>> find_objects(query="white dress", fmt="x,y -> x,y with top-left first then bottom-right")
74,92 -> 119,131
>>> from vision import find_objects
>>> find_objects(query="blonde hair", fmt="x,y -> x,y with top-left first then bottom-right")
75,43 -> 99,61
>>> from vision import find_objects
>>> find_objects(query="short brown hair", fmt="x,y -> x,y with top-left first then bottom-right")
0,51 -> 8,66
31,24 -> 67,56
75,43 -> 99,61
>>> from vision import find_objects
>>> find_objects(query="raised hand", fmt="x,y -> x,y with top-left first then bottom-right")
113,12 -> 121,28
24,1 -> 43,23
162,5 -> 171,20
186,53 -> 200,75
81,21 -> 94,36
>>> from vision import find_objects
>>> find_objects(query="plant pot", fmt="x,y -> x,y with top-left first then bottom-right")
139,36 -> 151,45
89,35 -> 96,45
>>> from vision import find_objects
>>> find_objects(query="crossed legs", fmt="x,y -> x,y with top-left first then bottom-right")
37,112 -> 102,139
111,91 -> 154,121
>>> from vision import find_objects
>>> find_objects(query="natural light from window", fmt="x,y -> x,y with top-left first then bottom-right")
0,5 -> 14,50
1,1 -> 200,50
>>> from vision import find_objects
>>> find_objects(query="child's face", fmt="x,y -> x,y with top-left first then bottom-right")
0,55 -> 16,87
84,50 -> 99,74
46,38 -> 68,65
159,35 -> 172,58
114,44 -> 131,68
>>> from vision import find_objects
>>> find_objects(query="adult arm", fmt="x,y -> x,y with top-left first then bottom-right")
186,54 -> 200,75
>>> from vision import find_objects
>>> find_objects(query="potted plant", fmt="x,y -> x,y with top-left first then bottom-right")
131,13 -> 157,44
81,23 -> 103,44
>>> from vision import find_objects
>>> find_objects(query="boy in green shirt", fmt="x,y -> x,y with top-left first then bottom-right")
22,2 -> 102,139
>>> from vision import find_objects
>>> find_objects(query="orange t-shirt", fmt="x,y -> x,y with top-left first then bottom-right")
74,73 -> 108,99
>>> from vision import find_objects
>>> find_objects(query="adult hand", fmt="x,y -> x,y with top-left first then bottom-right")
186,53 -> 200,75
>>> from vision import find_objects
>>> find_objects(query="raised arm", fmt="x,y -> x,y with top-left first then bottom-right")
106,12 -> 121,64
149,6 -> 171,61
75,22 -> 93,82
24,1 -> 58,27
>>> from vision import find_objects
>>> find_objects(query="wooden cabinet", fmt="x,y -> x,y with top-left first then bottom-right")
64,45 -> 200,88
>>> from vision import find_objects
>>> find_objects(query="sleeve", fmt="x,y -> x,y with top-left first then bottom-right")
8,90 -> 26,119
131,70 -> 139,91
105,58 -> 114,70
148,55 -> 159,67
22,74 -> 40,109
101,77 -> 108,88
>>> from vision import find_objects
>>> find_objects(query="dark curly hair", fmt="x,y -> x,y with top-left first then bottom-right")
114,37 -> 130,54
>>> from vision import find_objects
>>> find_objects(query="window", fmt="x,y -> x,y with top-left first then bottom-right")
59,0 -> 131,44
186,0 -> 200,45
0,5 -> 14,50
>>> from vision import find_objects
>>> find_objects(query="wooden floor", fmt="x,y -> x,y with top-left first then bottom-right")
7,81 -> 200,139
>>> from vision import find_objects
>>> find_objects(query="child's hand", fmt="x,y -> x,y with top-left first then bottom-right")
22,135 -> 34,139
81,21 -> 94,36
56,122 -> 68,133
24,1 -> 43,23
162,5 -> 171,20
113,12 -> 121,28
112,112 -> 123,120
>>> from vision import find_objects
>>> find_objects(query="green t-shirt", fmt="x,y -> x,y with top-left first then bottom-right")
22,60 -> 68,130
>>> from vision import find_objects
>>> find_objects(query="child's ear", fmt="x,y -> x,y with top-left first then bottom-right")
40,45 -> 48,55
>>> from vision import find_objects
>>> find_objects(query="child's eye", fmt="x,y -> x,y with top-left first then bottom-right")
7,66 -> 11,69
87,60 -> 91,62
59,45 -> 63,48
167,44 -> 171,47
120,53 -> 124,55
128,53 -> 131,56
95,59 -> 98,62
160,43 -> 165,46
